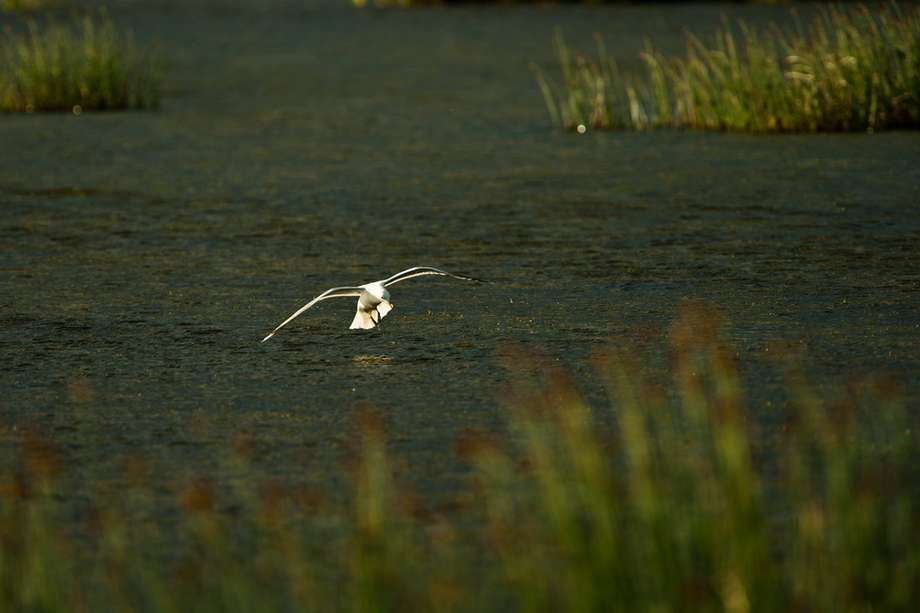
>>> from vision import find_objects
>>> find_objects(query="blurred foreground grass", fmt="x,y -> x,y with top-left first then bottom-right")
2,306 -> 917,611
535,1 -> 920,132
1,0 -> 51,12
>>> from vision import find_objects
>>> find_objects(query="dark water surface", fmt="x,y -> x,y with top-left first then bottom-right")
2,1 -> 919,495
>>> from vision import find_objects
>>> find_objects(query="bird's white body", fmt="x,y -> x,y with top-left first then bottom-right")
262,267 -> 487,341
350,282 -> 393,330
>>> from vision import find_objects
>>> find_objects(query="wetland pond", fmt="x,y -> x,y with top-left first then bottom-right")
2,0 -> 919,500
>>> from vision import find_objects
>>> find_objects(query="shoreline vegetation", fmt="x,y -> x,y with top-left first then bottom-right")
2,307 -> 916,611
533,1 -> 920,132
0,11 -> 160,113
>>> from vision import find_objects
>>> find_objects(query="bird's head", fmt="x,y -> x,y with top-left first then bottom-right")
364,282 -> 391,305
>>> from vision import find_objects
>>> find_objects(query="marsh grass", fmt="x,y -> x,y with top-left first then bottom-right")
2,0 -> 53,12
0,12 -> 160,112
1,306 -> 918,611
534,1 -> 920,132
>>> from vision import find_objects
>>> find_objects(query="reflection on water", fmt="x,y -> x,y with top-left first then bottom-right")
352,355 -> 393,366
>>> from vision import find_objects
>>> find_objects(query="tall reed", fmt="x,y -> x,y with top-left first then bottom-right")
534,2 -> 920,132
0,12 -> 160,112
1,305 -> 917,611
481,306 -> 918,611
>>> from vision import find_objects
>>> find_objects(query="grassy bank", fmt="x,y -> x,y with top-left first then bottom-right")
534,1 -> 920,132
2,306 -> 917,611
0,12 -> 160,112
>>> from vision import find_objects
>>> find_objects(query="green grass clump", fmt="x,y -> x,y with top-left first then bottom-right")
534,1 -> 920,132
0,13 -> 160,112
1,306 -> 917,611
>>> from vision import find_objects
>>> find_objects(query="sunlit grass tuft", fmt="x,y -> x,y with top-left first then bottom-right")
1,305 -> 917,611
0,12 -> 160,113
534,1 -> 920,132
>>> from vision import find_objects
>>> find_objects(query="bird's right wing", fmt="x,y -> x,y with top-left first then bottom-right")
262,286 -> 363,341
383,266 -> 489,286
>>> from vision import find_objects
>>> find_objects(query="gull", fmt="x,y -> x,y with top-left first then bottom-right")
262,267 -> 488,341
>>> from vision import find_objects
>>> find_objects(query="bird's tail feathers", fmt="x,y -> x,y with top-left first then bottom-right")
349,302 -> 393,329
350,309 -> 377,329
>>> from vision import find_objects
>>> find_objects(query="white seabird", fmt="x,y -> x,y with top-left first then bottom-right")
262,266 -> 488,341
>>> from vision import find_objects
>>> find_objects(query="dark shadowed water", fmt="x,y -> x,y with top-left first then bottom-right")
2,0 -> 918,498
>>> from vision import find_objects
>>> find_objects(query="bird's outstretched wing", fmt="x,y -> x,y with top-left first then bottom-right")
382,267 -> 489,287
262,286 -> 363,341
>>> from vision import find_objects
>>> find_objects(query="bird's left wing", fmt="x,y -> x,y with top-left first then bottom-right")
382,267 -> 489,286
262,286 -> 363,341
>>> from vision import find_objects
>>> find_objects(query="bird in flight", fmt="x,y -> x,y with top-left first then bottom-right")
262,267 -> 488,341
